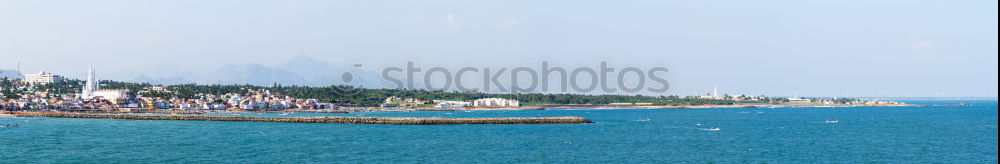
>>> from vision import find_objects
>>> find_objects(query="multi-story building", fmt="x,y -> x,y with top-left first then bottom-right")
473,98 -> 519,107
435,100 -> 471,108
24,71 -> 64,85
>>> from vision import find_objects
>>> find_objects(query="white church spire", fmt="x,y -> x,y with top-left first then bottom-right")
82,66 -> 97,99
713,86 -> 719,98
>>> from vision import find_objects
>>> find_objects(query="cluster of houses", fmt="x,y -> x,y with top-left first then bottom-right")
0,92 -> 116,111
131,90 -> 336,111
684,87 -> 905,105
2,74 -> 337,111
1,87 -> 337,111
2,68 -> 343,112
785,97 -> 906,105
220,89 -> 336,110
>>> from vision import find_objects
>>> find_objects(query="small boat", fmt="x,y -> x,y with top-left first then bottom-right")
278,112 -> 291,115
635,118 -> 651,122
824,120 -> 839,123
1,123 -> 19,128
702,127 -> 721,131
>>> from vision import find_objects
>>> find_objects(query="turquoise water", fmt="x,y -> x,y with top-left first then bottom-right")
2,100 -> 997,163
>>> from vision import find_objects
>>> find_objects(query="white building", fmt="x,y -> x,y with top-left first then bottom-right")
699,86 -> 723,99
81,66 -> 98,99
435,100 -> 471,108
147,86 -> 169,92
80,66 -> 127,100
24,71 -> 64,85
473,98 -> 519,107
787,97 -> 811,103
384,96 -> 424,107
92,90 -> 128,100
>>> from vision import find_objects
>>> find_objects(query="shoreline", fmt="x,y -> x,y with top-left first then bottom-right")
11,112 -> 594,125
369,103 -> 922,111
2,104 -> 928,115
537,103 -> 923,110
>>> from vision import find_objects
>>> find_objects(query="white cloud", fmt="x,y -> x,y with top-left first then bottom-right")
447,12 -> 463,30
909,41 -> 933,54
498,19 -> 518,29
287,0 -> 301,12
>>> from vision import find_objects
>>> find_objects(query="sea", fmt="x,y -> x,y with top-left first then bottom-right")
1,100 -> 997,163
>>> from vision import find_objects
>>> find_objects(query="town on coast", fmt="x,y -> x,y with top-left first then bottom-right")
3,67 -> 913,115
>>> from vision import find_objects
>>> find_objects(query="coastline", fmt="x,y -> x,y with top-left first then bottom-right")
537,103 -> 922,110
3,103 -> 928,115
358,103 -> 924,111
12,112 -> 594,125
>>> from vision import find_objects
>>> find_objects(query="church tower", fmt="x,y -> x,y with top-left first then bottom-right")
82,66 -> 98,99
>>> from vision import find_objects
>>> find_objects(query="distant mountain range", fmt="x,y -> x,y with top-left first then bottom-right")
117,55 -> 384,87
1,69 -> 23,79
8,55 -> 472,91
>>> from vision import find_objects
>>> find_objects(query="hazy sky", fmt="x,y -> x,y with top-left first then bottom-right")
1,0 -> 997,97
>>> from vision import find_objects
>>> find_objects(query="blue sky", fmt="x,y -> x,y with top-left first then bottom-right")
1,0 -> 997,97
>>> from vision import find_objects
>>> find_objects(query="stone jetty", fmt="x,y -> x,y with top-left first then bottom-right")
13,112 -> 594,125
